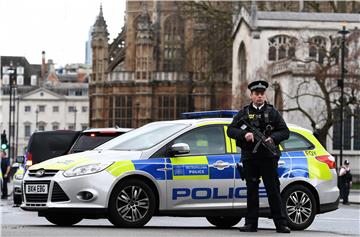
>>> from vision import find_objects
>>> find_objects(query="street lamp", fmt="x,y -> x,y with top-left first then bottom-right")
337,25 -> 349,167
6,62 -> 16,161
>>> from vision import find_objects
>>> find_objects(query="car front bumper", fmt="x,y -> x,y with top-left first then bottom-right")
20,170 -> 116,211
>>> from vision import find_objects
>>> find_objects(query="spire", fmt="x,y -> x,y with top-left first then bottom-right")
92,4 -> 109,40
99,3 -> 103,17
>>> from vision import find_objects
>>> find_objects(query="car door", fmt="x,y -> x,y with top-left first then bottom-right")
165,125 -> 236,210
224,125 -> 249,208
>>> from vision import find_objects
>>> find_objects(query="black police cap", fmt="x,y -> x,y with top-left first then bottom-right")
248,80 -> 269,92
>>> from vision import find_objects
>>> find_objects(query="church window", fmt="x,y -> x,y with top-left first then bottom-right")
309,36 -> 327,64
268,35 -> 297,61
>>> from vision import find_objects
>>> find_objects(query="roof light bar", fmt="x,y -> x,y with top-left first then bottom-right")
181,110 -> 238,119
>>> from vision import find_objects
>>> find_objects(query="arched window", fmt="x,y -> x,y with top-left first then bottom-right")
330,36 -> 348,64
309,36 -> 327,64
238,42 -> 247,83
163,15 -> 184,72
268,35 -> 297,61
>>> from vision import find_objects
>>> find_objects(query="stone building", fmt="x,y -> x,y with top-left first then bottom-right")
89,1 -> 232,128
0,56 -> 90,157
232,6 -> 360,176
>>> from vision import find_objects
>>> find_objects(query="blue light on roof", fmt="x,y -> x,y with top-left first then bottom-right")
181,110 -> 238,119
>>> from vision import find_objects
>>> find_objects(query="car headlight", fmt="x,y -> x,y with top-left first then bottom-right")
63,163 -> 113,177
14,174 -> 24,180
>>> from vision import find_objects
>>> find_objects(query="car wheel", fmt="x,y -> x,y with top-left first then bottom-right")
108,179 -> 156,228
13,193 -> 22,205
282,185 -> 316,230
206,216 -> 242,228
44,214 -> 83,226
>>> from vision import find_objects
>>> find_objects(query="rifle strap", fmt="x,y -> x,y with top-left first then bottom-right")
264,104 -> 271,124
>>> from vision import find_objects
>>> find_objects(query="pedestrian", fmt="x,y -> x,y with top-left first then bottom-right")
338,159 -> 352,205
227,80 -> 291,233
1,150 -> 11,199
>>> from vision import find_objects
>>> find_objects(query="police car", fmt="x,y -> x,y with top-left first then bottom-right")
21,111 -> 339,230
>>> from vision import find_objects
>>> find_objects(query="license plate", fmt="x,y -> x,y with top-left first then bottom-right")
25,184 -> 48,194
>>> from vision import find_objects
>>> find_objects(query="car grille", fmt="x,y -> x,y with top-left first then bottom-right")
24,180 -> 51,203
51,182 -> 70,202
28,169 -> 59,177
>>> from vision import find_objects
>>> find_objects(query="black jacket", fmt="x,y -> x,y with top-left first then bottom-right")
227,102 -> 290,160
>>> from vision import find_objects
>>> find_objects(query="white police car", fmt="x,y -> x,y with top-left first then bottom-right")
21,111 -> 339,229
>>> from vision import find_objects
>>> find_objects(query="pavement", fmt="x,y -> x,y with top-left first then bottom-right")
348,189 -> 360,205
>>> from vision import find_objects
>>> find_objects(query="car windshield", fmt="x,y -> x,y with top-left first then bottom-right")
70,132 -> 124,153
96,122 -> 190,151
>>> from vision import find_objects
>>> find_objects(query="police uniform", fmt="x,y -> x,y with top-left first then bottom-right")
338,160 -> 352,205
227,80 -> 291,233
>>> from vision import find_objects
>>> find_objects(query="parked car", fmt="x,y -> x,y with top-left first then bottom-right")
68,127 -> 132,153
13,128 -> 131,205
12,130 -> 80,205
21,111 -> 339,230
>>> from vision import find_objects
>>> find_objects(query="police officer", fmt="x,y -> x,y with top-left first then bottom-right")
338,159 -> 352,205
1,150 -> 10,199
227,80 -> 291,233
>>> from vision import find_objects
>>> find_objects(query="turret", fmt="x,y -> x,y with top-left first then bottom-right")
91,4 -> 109,83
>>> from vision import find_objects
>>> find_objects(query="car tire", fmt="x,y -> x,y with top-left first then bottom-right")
108,179 -> 156,228
13,193 -> 22,205
206,216 -> 242,228
44,214 -> 83,226
282,184 -> 316,230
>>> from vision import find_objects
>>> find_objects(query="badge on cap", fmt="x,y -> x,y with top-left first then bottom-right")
248,80 -> 269,91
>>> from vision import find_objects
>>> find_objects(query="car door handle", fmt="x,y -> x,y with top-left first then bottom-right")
210,161 -> 230,170
278,160 -> 285,166
157,167 -> 172,172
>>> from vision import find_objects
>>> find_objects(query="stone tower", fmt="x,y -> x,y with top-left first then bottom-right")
90,1 -> 232,128
90,5 -> 109,127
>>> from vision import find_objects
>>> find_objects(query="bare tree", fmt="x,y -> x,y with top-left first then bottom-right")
179,1 -> 233,77
260,29 -> 360,147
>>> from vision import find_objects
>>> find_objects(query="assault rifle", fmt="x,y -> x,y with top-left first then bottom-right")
239,119 -> 281,157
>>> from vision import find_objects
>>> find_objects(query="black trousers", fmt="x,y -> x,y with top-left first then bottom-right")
243,158 -> 287,227
339,182 -> 350,204
1,176 -> 8,197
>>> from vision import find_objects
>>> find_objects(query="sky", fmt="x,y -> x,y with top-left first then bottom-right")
0,0 -> 126,67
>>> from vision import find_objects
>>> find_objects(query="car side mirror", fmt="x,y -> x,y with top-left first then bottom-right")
170,143 -> 190,156
15,156 -> 25,164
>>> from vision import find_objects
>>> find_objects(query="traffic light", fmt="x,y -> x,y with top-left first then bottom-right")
1,130 -> 8,150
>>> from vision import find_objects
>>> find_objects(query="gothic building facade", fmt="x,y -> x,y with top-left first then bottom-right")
89,1 -> 232,128
90,1 -> 359,129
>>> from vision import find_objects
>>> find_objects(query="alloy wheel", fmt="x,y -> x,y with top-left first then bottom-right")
286,190 -> 312,225
115,185 -> 150,222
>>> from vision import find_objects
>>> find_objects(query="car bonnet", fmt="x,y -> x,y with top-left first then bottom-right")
28,150 -> 143,171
